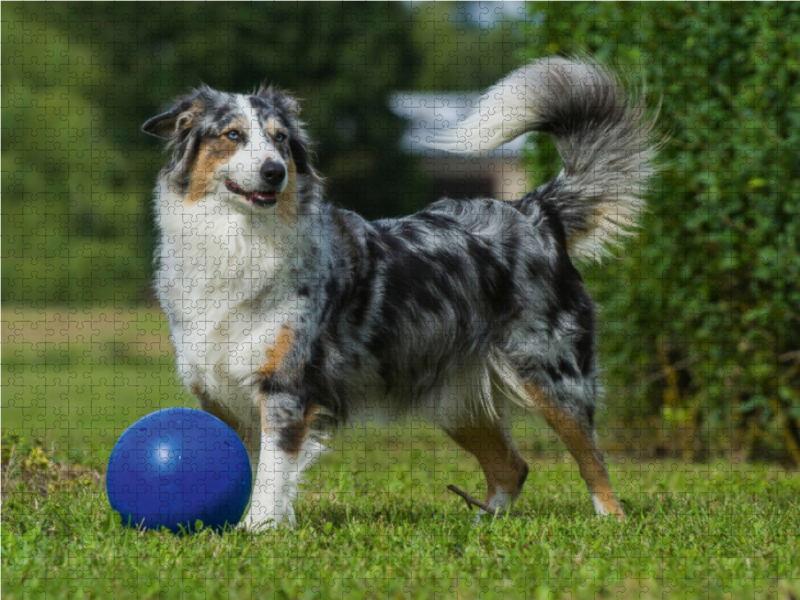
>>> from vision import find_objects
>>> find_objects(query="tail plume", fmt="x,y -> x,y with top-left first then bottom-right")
428,56 -> 659,260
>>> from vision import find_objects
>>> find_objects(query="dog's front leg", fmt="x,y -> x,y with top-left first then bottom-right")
240,392 -> 320,530
241,429 -> 297,530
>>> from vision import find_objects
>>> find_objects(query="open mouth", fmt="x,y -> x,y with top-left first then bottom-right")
224,180 -> 277,208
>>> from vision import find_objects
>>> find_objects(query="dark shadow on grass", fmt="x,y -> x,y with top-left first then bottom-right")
296,499 -> 459,529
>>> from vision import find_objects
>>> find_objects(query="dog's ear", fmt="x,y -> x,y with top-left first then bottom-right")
144,89 -> 213,185
289,137 -> 314,176
256,83 -> 301,118
283,95 -> 301,119
142,93 -> 203,139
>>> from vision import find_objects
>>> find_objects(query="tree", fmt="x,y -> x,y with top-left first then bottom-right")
3,2 -> 424,303
525,2 -> 800,465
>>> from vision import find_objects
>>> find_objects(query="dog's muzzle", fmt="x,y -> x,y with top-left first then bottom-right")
224,179 -> 277,208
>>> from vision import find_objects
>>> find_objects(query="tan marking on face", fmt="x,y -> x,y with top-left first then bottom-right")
523,383 -> 624,519
185,127 -> 243,203
265,118 -> 281,138
275,156 -> 298,224
259,326 -> 295,378
264,118 -> 289,152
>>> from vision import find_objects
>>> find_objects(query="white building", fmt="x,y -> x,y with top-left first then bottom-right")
388,92 -> 530,203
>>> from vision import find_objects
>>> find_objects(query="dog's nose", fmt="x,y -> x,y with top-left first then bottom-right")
260,160 -> 286,187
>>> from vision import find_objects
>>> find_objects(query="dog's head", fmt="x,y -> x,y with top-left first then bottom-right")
143,84 -> 317,215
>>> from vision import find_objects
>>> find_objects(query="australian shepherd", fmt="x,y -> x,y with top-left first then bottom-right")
143,57 -> 657,529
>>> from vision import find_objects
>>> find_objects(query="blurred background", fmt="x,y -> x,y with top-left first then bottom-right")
3,2 -> 799,468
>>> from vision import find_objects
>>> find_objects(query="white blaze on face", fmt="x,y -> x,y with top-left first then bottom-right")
223,97 -> 287,193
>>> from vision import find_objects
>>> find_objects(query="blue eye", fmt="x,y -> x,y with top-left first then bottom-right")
274,132 -> 287,143
225,130 -> 242,141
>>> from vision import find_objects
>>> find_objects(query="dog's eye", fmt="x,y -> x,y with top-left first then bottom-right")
274,132 -> 287,143
225,130 -> 242,141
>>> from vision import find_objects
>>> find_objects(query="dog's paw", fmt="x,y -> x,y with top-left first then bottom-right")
238,504 -> 297,531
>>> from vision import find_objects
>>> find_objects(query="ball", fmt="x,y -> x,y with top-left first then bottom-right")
106,407 -> 252,533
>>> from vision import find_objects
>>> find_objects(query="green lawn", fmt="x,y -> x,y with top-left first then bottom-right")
3,306 -> 800,599
2,305 -> 192,466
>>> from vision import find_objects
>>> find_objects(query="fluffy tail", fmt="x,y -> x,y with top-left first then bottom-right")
428,56 -> 659,260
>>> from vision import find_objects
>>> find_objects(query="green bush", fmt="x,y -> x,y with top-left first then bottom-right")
525,2 -> 800,465
2,12 -> 148,303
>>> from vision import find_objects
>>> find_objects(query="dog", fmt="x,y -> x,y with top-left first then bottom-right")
143,57 -> 657,529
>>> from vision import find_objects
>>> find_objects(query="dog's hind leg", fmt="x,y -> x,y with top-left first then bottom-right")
523,383 -> 624,519
443,414 -> 529,517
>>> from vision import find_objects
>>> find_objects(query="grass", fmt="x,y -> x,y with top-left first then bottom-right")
3,304 -> 188,465
3,305 -> 800,599
4,445 -> 799,600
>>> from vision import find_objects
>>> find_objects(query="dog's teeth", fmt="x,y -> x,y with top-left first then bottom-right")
250,193 -> 276,205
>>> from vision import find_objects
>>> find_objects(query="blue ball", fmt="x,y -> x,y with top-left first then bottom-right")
106,408 -> 252,533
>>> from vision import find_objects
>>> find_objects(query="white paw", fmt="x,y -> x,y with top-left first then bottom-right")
238,499 -> 295,531
237,513 -> 279,532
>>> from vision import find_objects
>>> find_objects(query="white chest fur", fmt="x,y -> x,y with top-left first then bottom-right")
154,187 -> 299,412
